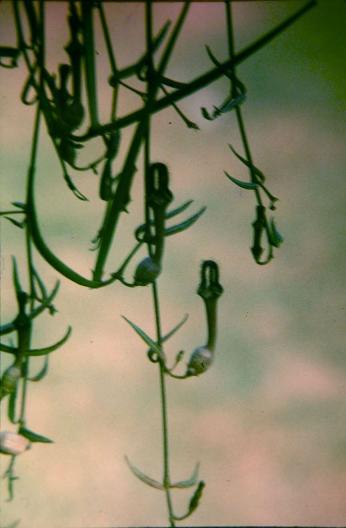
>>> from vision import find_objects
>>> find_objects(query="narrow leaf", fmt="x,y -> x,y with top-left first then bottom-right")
0,326 -> 71,356
122,316 -> 161,356
19,427 -> 53,444
125,456 -> 164,490
12,201 -> 26,209
28,356 -> 49,382
228,144 -> 266,182
164,206 -> 206,237
171,463 -> 199,489
165,200 -> 193,220
28,325 -> 72,356
5,217 -> 25,229
205,45 -> 232,80
224,171 -> 258,190
32,267 -> 47,295
162,314 -> 189,344
135,201 -> 194,242
218,90 -> 246,113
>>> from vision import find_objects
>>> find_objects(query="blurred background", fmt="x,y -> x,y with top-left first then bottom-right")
1,1 -> 345,526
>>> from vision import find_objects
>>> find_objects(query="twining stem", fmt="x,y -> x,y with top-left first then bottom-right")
152,281 -> 175,527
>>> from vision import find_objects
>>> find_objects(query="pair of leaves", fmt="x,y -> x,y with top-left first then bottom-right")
125,455 -> 199,491
0,326 -> 72,357
122,313 -> 189,359
135,200 -> 206,243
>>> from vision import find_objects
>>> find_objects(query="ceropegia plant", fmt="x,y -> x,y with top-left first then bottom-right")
0,1 -> 317,526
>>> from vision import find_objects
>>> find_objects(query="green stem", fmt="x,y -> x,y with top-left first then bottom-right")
152,282 -> 175,527
81,3 -> 99,128
97,2 -> 118,121
146,8 -> 174,524
0,211 -> 25,215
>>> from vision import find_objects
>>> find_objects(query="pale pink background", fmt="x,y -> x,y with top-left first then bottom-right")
1,2 -> 345,527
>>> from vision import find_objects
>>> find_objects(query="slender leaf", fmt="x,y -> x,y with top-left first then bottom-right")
170,463 -> 199,489
12,201 -> 26,209
0,326 -> 72,356
28,356 -> 49,382
218,90 -> 246,113
164,206 -> 206,237
224,170 -> 258,190
162,314 -> 189,343
205,45 -> 232,80
122,316 -> 161,356
135,201 -> 194,241
5,217 -> 25,229
19,427 -> 53,444
228,144 -> 266,182
125,456 -> 164,490
165,200 -> 193,220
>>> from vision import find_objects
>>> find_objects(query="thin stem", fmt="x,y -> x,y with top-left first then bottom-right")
144,1 -> 154,259
81,2 -> 99,128
146,7 -> 174,524
152,281 -> 175,528
225,1 -> 262,204
97,2 -> 118,121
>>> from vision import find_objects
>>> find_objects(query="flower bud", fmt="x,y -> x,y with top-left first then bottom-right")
134,257 -> 161,286
0,431 -> 30,456
1,365 -> 21,395
186,346 -> 213,377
